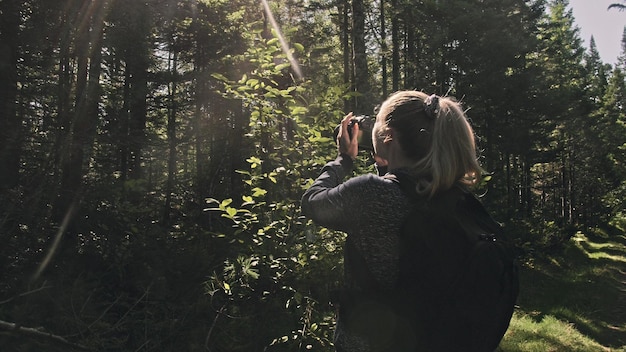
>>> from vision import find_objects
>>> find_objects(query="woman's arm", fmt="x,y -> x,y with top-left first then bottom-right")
301,154 -> 355,231
301,154 -> 386,234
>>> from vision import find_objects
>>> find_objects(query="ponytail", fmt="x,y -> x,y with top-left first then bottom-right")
426,98 -> 482,196
377,91 -> 482,197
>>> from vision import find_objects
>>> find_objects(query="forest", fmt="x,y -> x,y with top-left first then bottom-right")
0,0 -> 625,350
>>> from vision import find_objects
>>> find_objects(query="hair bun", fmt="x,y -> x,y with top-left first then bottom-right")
423,94 -> 440,119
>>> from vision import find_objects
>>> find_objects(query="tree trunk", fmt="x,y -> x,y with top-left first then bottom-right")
124,3 -> 150,181
340,0 -> 351,112
55,0 -> 104,236
523,156 -> 532,217
163,50 -> 178,226
391,0 -> 400,91
56,3 -> 89,222
53,1 -> 73,217
0,0 -> 20,190
405,21 -> 416,89
351,0 -> 371,113
380,0 -> 388,97
127,55 -> 148,180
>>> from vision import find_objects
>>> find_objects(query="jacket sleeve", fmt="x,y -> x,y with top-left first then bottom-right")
300,154 -> 355,231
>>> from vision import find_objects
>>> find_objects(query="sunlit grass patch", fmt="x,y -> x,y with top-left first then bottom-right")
550,306 -> 604,336
572,233 -> 626,263
499,312 -> 612,352
515,229 -> 626,350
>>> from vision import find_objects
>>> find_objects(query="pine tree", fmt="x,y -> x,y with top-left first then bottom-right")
584,36 -> 610,109
0,0 -> 20,190
526,0 -> 587,224
617,26 -> 626,69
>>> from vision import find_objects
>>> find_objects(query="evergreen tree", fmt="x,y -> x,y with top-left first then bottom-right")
618,26 -> 626,69
525,0 -> 586,225
0,0 -> 21,190
595,65 -> 626,226
574,36 -> 614,225
584,36 -> 610,103
351,0 -> 372,113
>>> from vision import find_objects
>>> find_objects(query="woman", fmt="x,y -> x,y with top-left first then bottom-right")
301,90 -> 484,351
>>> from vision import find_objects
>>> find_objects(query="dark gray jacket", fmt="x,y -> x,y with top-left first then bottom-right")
301,154 -> 414,351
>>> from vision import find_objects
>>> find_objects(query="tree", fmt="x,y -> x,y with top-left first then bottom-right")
380,0 -> 389,96
593,65 -> 626,226
574,36 -> 613,225
519,0 -> 586,227
54,0 -> 109,226
584,37 -> 610,101
351,0 -> 372,113
617,26 -> 626,69
0,0 -> 21,190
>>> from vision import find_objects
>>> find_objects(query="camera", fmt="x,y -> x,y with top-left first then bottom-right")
333,115 -> 375,151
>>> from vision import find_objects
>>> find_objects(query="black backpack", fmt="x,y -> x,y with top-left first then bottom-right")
342,174 -> 519,351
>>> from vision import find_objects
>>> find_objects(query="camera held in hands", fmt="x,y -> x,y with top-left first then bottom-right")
333,115 -> 375,151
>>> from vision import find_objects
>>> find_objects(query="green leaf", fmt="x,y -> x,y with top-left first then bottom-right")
290,106 -> 308,116
276,63 -> 291,71
247,156 -> 262,169
220,198 -> 233,210
245,268 -> 259,280
247,78 -> 259,87
293,42 -> 304,52
211,73 -> 229,82
226,207 -> 237,218
252,187 -> 267,197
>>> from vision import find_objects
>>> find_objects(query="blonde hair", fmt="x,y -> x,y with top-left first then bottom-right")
375,90 -> 482,196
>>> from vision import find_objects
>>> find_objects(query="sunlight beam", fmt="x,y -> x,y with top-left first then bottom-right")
31,200 -> 78,283
261,0 -> 303,80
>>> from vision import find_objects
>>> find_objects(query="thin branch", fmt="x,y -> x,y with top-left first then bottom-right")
0,281 -> 51,305
0,319 -> 91,351
110,284 -> 151,331
608,3 -> 626,11
204,305 -> 226,351
88,294 -> 122,330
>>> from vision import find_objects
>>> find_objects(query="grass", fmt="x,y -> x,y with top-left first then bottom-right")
499,230 -> 626,351
500,313 -> 614,351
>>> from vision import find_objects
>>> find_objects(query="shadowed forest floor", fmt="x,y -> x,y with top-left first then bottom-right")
499,229 -> 626,351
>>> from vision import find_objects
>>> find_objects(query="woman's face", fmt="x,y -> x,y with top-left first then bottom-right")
371,113 -> 389,163
371,113 -> 383,154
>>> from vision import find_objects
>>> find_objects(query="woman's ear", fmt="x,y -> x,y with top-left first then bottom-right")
383,129 -> 393,144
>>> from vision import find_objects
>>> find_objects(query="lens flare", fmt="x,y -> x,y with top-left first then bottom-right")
261,0 -> 303,80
